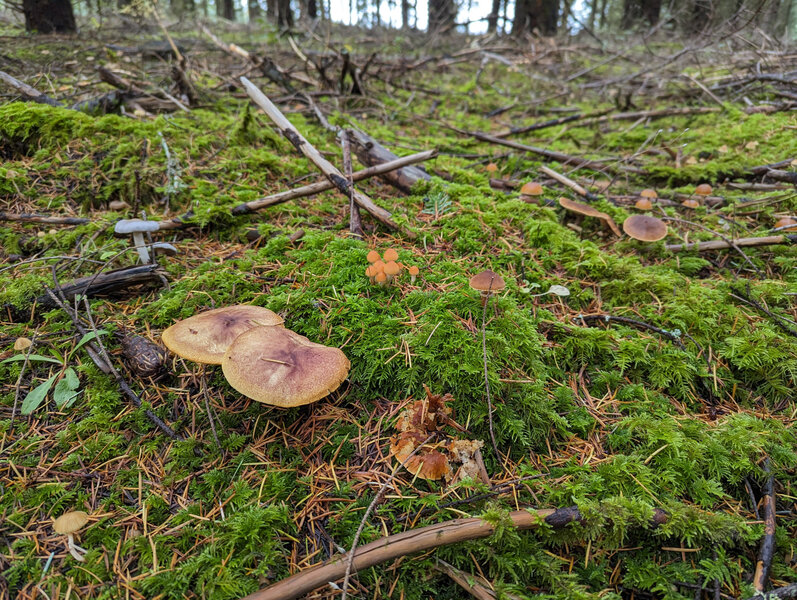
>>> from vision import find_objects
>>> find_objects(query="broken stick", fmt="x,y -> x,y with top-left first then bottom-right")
666,234 -> 797,252
240,76 -> 415,238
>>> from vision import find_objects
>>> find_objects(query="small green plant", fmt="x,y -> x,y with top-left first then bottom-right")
421,190 -> 452,218
2,329 -> 107,414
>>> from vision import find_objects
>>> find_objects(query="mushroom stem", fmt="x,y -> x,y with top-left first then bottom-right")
480,291 -> 489,307
66,533 -> 86,562
132,232 -> 150,264
410,274 -> 417,284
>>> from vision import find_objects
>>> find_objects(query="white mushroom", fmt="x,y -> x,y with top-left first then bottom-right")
53,511 -> 89,562
114,219 -> 160,264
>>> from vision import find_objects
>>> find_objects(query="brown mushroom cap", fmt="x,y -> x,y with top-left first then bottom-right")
623,215 -> 668,242
640,188 -> 658,199
485,162 -> 498,173
53,511 -> 89,535
406,450 -> 451,480
695,183 -> 713,196
682,198 -> 700,209
383,248 -> 399,262
635,198 -> 653,211
520,182 -> 543,196
469,270 -> 506,293
162,305 -> 284,365
408,265 -> 420,276
221,326 -> 350,407
384,261 -> 401,277
774,217 -> 797,230
366,250 -> 380,263
558,197 -> 622,237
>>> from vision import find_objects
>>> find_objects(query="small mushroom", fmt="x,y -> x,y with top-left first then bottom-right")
774,217 -> 797,231
383,248 -> 399,263
151,242 -> 178,258
469,269 -> 506,306
53,511 -> 89,562
408,265 -> 420,284
384,261 -> 401,283
375,271 -> 387,287
162,305 -> 284,365
558,197 -> 622,237
520,181 -> 544,203
623,215 -> 668,242
221,326 -> 350,407
634,198 -> 653,210
681,198 -> 700,209
14,337 -> 32,351
695,183 -> 713,196
640,188 -> 658,199
366,250 -> 381,264
485,162 -> 498,174
114,219 -> 161,264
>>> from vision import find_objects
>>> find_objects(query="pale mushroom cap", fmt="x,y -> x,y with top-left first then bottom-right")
162,305 -> 284,365
623,215 -> 668,242
695,183 -> 712,196
384,261 -> 401,276
383,248 -> 399,262
222,327 -> 350,407
366,250 -> 381,263
640,189 -> 658,199
635,198 -> 653,211
469,269 -> 506,293
682,199 -> 700,209
520,182 -> 543,196
114,219 -> 160,235
53,511 -> 89,535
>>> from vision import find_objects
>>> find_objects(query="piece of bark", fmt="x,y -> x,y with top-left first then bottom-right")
240,76 -> 415,238
0,70 -> 62,107
35,264 -> 165,308
0,212 -> 90,225
752,459 -> 776,594
666,234 -> 797,252
348,129 -> 431,193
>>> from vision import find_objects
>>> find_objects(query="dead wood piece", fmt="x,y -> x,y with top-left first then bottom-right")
240,76 -> 415,238
69,91 -> 127,115
348,129 -> 432,193
340,129 -> 362,237
0,70 -> 62,107
35,265 -> 165,308
763,169 -> 797,185
493,108 -> 611,139
753,459 -> 776,594
539,165 -> 600,202
742,583 -> 797,600
240,506 -> 668,600
0,212 -> 90,226
435,559 -> 502,600
665,235 -> 797,252
465,129 -> 644,175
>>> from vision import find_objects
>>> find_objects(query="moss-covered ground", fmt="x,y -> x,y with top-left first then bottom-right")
1,21 -> 796,600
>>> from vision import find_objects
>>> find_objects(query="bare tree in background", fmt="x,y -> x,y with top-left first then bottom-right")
22,0 -> 76,32
512,0 -> 559,35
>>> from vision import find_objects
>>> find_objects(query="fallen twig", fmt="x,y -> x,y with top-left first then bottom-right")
240,506 -> 668,600
539,165 -> 600,202
340,129 -> 362,238
753,458 -> 776,594
574,314 -> 687,351
240,76 -> 415,238
665,234 -> 797,252
0,212 -> 90,226
0,70 -> 62,107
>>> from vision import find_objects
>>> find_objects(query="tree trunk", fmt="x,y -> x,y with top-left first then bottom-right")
401,0 -> 410,28
427,0 -> 456,31
249,0 -> 261,20
277,0 -> 293,27
622,0 -> 661,28
307,0 -> 317,19
217,0 -> 235,19
512,0 -> 558,35
487,0 -> 501,32
22,0 -> 76,33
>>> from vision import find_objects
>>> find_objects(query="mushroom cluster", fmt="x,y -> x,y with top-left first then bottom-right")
635,189 -> 657,211
365,248 -> 420,286
162,305 -> 350,407
389,386 -> 487,484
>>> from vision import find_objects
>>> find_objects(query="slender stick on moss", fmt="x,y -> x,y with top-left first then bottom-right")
340,434 -> 433,600
539,165 -> 601,202
239,76 -> 416,238
0,70 -> 63,107
241,506 -> 669,600
481,282 -> 501,464
0,212 -> 90,226
665,234 -> 797,252
340,129 -> 363,238
753,458 -> 776,594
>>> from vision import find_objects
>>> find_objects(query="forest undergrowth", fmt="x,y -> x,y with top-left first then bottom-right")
1,18 -> 796,600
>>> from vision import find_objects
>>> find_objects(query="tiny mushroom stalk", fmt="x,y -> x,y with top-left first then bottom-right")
408,265 -> 419,284
53,511 -> 89,562
113,219 -> 161,264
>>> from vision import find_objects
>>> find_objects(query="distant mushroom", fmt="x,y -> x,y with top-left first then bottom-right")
162,305 -> 284,365
640,188 -> 658,199
558,197 -> 622,237
485,162 -> 498,174
681,198 -> 700,209
774,217 -> 797,230
469,269 -> 506,306
695,183 -> 713,196
53,511 -> 89,562
634,198 -> 653,210
114,219 -> 161,264
408,265 -> 420,284
520,181 -> 544,203
151,242 -> 178,258
623,215 -> 668,242
383,248 -> 399,262
221,326 -> 350,407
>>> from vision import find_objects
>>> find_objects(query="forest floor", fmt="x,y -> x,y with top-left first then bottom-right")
1,16 -> 796,600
